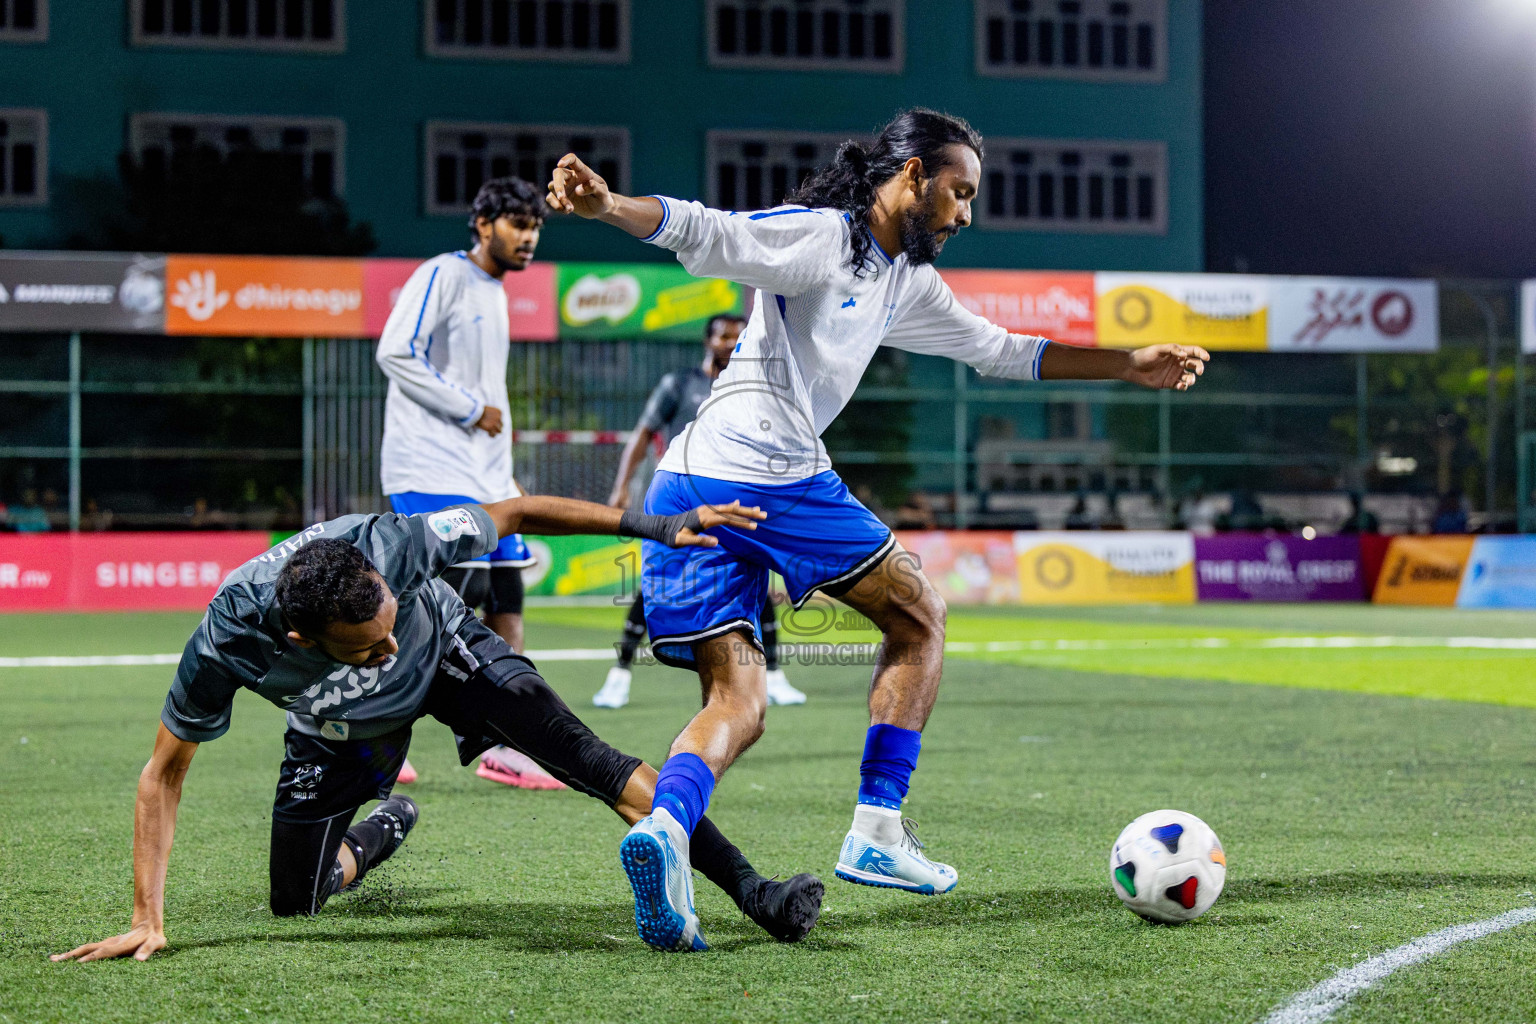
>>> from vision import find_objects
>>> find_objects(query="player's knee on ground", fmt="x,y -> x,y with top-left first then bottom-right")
269,871 -> 336,917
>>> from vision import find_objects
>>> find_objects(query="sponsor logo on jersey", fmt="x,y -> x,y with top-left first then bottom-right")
427,508 -> 481,542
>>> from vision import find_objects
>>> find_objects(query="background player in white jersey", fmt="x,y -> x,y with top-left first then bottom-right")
593,314 -> 805,709
547,108 -> 1209,950
375,177 -> 559,790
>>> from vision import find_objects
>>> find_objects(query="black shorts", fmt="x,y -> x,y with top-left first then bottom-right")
440,564 -> 525,615
266,617 -> 643,914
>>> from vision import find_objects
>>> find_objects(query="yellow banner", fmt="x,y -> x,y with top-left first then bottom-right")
1372,536 -> 1473,606
1013,532 -> 1196,605
1095,273 -> 1269,351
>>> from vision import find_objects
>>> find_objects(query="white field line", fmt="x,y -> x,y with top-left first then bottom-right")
1258,906 -> 1536,1024
4,636 -> 1536,669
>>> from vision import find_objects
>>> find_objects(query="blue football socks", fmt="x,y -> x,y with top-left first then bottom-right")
653,752 -> 716,835
858,724 -> 922,810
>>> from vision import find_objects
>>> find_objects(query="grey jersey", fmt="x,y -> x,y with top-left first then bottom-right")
638,367 -> 715,447
161,504 -> 497,744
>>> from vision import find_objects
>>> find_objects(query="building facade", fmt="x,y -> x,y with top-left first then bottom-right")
0,0 -> 1202,270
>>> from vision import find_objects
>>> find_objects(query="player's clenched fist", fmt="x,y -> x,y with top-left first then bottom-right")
1121,344 -> 1211,392
546,153 -> 616,219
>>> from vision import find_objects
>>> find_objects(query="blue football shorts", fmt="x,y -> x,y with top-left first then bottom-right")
640,469 -> 894,670
387,491 -> 535,567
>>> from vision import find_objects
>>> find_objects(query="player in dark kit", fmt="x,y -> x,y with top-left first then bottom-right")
51,494 -> 822,963
593,314 -> 806,709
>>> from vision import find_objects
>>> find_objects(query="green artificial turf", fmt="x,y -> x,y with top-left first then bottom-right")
3,605 -> 1535,1023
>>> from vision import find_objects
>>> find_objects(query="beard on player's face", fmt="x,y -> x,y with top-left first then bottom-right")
486,218 -> 541,272
898,182 -> 959,266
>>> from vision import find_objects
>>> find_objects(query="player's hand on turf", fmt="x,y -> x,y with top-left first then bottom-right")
546,154 -> 616,219
1121,344 -> 1210,391
473,406 -> 504,437
677,501 -> 766,547
51,922 -> 166,963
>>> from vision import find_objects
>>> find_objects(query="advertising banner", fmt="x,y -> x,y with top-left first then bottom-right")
1095,273 -> 1270,351
939,270 -> 1096,346
1523,280 -> 1536,355
1371,536 -> 1474,606
165,255 -> 366,337
362,258 -> 557,341
1268,278 -> 1437,353
896,530 -> 1021,604
556,263 -> 743,340
1194,534 -> 1363,602
1012,531 -> 1196,604
1455,537 -> 1536,608
521,534 -> 640,597
0,251 -> 165,333
0,532 -> 273,612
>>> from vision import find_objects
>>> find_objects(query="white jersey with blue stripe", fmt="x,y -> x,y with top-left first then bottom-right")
376,251 -> 515,501
644,198 -> 1052,486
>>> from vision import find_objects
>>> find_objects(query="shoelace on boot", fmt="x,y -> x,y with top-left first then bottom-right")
900,818 -> 926,856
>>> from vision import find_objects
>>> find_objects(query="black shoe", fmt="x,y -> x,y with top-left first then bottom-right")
744,873 -> 824,943
340,795 -> 419,892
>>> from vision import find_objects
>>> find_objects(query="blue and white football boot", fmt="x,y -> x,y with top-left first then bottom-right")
619,807 -> 709,951
835,804 -> 958,894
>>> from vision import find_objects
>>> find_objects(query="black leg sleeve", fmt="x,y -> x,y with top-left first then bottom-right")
617,592 -> 648,668
691,815 -> 766,912
269,811 -> 357,917
427,656 -> 642,805
760,593 -> 780,671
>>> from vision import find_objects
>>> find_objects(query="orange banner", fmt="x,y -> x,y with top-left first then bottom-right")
165,255 -> 365,336
939,270 -> 1096,346
1372,536 -> 1474,605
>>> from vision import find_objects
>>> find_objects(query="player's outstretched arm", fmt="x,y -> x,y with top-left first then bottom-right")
545,154 -> 664,238
52,724 -> 198,963
482,495 -> 764,548
1041,343 -> 1211,391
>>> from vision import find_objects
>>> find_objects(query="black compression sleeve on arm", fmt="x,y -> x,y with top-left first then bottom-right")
619,508 -> 702,545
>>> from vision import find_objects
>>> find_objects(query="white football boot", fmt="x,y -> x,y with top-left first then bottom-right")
592,666 -> 632,708
764,669 -> 807,705
619,807 -> 708,951
835,804 -> 958,894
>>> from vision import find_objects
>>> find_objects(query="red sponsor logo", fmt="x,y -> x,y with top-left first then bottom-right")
362,259 -> 557,341
0,533 -> 273,611
939,270 -> 1096,346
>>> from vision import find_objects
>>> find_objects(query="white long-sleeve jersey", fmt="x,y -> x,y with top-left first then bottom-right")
644,198 -> 1052,485
376,252 -> 516,501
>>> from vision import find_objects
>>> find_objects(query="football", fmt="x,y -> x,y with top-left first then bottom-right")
1109,810 -> 1227,924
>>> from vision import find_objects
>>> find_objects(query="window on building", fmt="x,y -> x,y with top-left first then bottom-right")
131,0 -> 344,51
425,122 -> 628,215
427,0 -> 629,62
0,0 -> 48,41
128,114 -> 345,198
975,0 -> 1165,81
707,130 -> 863,211
709,0 -> 903,72
978,138 -> 1166,234
0,109 -> 47,206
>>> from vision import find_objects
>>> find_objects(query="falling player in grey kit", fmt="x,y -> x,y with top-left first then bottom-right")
593,313 -> 806,709
51,494 -> 824,963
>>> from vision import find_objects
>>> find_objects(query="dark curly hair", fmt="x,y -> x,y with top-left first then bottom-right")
275,539 -> 385,637
468,176 -> 546,237
786,108 -> 983,277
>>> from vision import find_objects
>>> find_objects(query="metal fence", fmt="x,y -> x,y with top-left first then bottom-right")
2,280 -> 1530,533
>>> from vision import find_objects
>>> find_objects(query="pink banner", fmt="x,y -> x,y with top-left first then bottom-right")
362,258 -> 557,341
0,532 -> 272,612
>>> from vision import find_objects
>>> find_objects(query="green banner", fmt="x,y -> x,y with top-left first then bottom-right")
522,534 -> 641,597
556,262 -> 743,340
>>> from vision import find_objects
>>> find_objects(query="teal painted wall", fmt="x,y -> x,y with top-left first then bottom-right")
0,0 -> 1201,270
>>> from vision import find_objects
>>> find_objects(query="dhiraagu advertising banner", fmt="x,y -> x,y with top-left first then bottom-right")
556,263 -> 744,340
520,534 -> 641,597
1095,273 -> 1270,351
1013,532 -> 1197,605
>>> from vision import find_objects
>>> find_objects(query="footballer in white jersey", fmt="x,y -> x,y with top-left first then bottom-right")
548,108 -> 1210,946
375,177 -> 559,790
